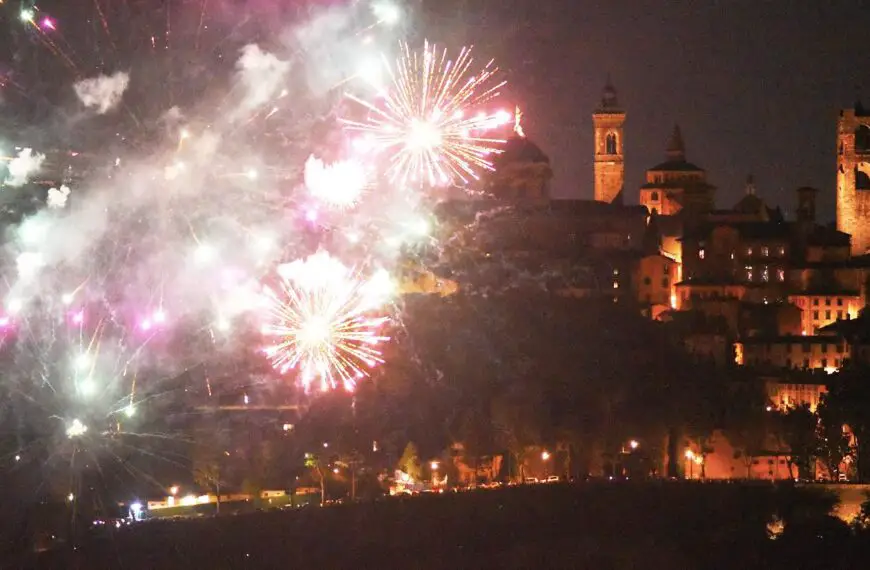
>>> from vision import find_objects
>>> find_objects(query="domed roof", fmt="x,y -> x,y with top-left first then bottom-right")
493,134 -> 550,168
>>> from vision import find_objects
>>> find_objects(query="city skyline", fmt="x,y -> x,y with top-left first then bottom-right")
422,0 -> 869,218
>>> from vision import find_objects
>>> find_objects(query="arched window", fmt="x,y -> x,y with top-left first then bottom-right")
605,132 -> 617,154
651,191 -> 659,201
856,125 -> 870,153
857,167 -> 870,190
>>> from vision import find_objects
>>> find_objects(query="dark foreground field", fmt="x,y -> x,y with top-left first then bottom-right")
25,482 -> 870,569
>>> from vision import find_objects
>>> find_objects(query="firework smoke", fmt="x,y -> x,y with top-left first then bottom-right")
234,45 -> 291,115
4,148 -> 45,187
73,71 -> 131,114
47,185 -> 71,209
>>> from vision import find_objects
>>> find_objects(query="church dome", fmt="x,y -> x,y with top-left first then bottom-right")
492,134 -> 550,168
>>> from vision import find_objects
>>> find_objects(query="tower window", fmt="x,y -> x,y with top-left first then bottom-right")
605,133 -> 617,155
856,125 -> 870,153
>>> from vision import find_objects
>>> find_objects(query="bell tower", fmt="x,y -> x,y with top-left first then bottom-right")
837,101 -> 870,254
592,78 -> 626,203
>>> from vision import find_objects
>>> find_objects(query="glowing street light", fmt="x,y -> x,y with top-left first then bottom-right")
430,461 -> 440,471
169,486 -> 179,496
629,440 -> 639,450
541,451 -> 551,461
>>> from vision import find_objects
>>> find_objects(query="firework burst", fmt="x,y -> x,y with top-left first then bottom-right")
344,40 -> 511,187
261,252 -> 392,393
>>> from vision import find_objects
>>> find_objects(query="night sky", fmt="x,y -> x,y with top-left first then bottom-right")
424,0 -> 870,220
2,0 -> 868,221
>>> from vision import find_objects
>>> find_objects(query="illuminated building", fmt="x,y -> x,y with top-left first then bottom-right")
763,377 -> 827,412
592,79 -> 625,204
836,101 -> 870,255
638,125 -> 716,217
735,336 -> 849,372
634,252 -> 680,312
786,293 -> 862,335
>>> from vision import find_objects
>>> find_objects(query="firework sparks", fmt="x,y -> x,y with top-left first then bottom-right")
261,252 -> 391,393
344,41 -> 511,186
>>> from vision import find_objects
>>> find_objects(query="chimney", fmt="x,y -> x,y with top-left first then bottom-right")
796,187 -> 818,223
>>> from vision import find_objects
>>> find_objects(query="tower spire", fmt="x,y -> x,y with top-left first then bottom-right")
598,76 -> 620,111
745,174 -> 756,195
666,124 -> 685,161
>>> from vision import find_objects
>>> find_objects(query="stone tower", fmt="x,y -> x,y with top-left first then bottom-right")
837,101 -> 870,254
592,79 -> 625,203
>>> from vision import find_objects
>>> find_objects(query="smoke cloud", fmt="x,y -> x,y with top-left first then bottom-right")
74,71 -> 130,114
5,148 -> 45,187
234,45 -> 290,115
47,185 -> 71,209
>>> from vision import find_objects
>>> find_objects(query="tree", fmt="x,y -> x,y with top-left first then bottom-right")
774,404 -> 818,480
192,444 -> 223,514
304,452 -> 327,506
723,380 -> 771,479
398,442 -> 423,482
822,366 -> 870,482
491,383 -> 545,482
815,395 -> 854,481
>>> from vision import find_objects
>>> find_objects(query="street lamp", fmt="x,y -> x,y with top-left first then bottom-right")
629,440 -> 639,450
541,451 -> 551,479
169,485 -> 179,496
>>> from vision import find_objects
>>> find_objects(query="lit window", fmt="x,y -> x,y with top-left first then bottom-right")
778,246 -> 785,256
745,265 -> 753,281
613,268 -> 619,276
699,249 -> 705,260
613,281 -> 619,289
777,269 -> 785,282
762,266 -> 769,282
747,247 -> 753,256
730,252 -> 735,260
761,246 -> 769,257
